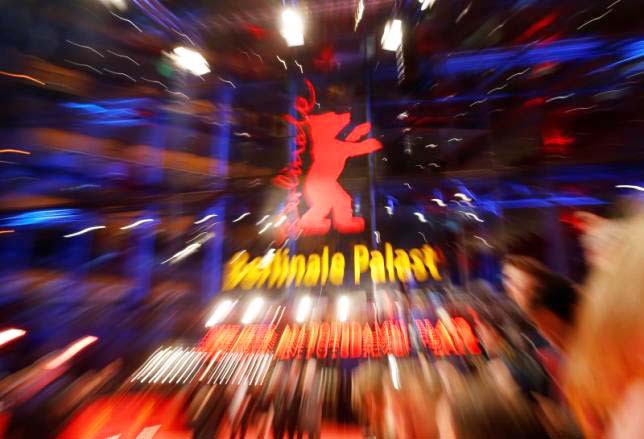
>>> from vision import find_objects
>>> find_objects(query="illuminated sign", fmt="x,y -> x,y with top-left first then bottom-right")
222,243 -> 442,290
273,80 -> 382,237
200,317 -> 480,359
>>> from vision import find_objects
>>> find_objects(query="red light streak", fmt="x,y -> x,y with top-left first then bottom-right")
0,149 -> 31,155
0,70 -> 46,86
44,336 -> 98,370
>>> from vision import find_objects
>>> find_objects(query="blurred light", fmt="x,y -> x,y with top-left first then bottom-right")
615,184 -> 644,192
256,215 -> 270,225
420,0 -> 436,11
63,225 -> 106,238
206,300 -> 235,327
414,212 -> 428,223
99,0 -> 127,11
295,296 -> 312,323
280,8 -> 304,47
2,209 -> 80,227
120,219 -> 154,230
388,354 -> 401,389
454,192 -> 473,202
162,243 -> 201,264
0,328 -> 26,347
337,295 -> 349,322
232,212 -> 250,222
194,214 -> 217,224
258,222 -> 273,234
45,336 -> 98,370
241,298 -> 264,324
170,47 -> 210,76
0,230 -> 15,235
431,198 -> 446,207
354,0 -> 364,30
0,149 -> 30,155
259,249 -> 276,269
0,70 -> 46,86
273,215 -> 287,228
381,19 -> 403,52
474,235 -> 494,249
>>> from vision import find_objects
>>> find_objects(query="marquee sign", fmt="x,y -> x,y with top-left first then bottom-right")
273,80 -> 382,239
200,317 -> 480,360
222,243 -> 443,290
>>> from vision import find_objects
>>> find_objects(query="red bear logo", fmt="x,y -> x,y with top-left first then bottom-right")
301,113 -> 381,234
273,81 -> 382,237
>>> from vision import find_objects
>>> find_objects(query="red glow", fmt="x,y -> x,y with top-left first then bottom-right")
203,318 -> 479,359
524,97 -> 545,107
243,23 -> 267,40
515,12 -> 559,43
274,81 -> 382,237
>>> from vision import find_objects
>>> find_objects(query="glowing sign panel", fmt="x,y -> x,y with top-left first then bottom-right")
200,318 -> 480,359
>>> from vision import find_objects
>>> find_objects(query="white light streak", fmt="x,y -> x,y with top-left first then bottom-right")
120,219 -> 154,230
66,39 -> 104,57
374,231 -> 381,243
103,68 -> 136,82
454,192 -> 473,202
64,59 -> 102,75
232,212 -> 250,222
110,11 -> 143,32
241,298 -> 264,324
251,50 -> 263,63
385,206 -> 393,215
0,328 -> 26,347
546,93 -> 574,103
418,232 -> 428,243
487,83 -> 508,94
463,212 -> 484,222
258,222 -> 273,234
276,55 -> 288,70
337,295 -> 349,322
431,198 -> 446,207
388,354 -> 401,390
194,214 -> 217,225
233,132 -> 251,137
354,0 -> 365,30
425,143 -> 438,148
448,137 -> 463,142
141,77 -> 168,90
256,215 -> 270,225
167,90 -> 190,99
469,98 -> 487,107
404,182 -> 412,190
455,2 -> 471,23
107,49 -> 140,65
507,68 -> 530,81
45,336 -> 98,369
397,111 -> 409,120
64,226 -> 105,238
218,76 -> 237,88
162,243 -> 201,264
607,0 -> 622,8
615,184 -> 644,192
295,296 -> 312,323
474,235 -> 494,248
565,105 -> 597,113
577,9 -> 612,30
414,212 -> 428,223
381,19 -> 403,51
454,112 -> 468,118
294,60 -> 303,74
206,300 -> 235,327
273,216 -> 288,228
420,0 -> 436,11
172,28 -> 195,47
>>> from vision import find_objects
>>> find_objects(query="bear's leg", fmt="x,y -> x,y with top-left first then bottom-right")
330,183 -> 365,234
300,203 -> 332,236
